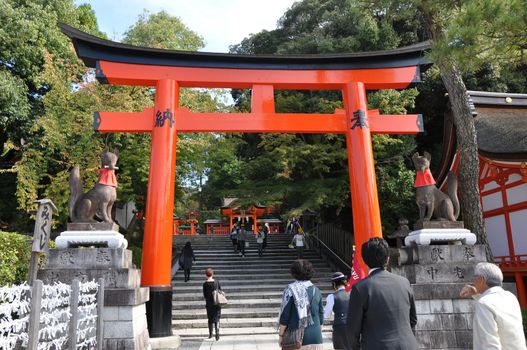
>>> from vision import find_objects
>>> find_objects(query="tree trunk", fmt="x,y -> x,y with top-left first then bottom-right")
437,61 -> 493,261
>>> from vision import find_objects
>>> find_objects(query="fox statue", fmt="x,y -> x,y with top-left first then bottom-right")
69,150 -> 119,223
412,151 -> 460,222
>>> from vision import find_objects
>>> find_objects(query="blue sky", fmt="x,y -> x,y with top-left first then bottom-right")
75,0 -> 298,52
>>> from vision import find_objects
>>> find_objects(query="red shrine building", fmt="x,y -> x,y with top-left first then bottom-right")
437,90 -> 527,306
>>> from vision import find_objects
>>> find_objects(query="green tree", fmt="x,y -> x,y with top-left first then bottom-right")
122,10 -> 204,50
373,0 -> 526,257
218,0 -> 423,233
0,0 -> 102,155
11,6 -> 225,229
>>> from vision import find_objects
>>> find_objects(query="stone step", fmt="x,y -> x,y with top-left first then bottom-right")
172,317 -> 333,329
172,277 -> 330,287
172,325 -> 334,339
175,266 -> 332,274
184,261 -> 327,269
191,257 -> 325,265
172,307 -> 282,318
192,249 -> 309,255
172,271 -> 333,282
173,298 -> 284,310
173,283 -> 331,293
172,289 -> 335,301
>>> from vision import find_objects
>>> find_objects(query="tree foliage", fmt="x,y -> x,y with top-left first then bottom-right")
6,4 -> 226,230
122,10 -> 204,50
214,0 -> 424,233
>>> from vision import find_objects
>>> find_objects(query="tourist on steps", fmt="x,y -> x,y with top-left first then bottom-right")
230,225 -> 238,253
323,272 -> 351,350
278,259 -> 324,350
179,241 -> 195,282
203,268 -> 222,341
263,222 -> 270,250
256,226 -> 264,257
237,223 -> 248,257
291,230 -> 308,259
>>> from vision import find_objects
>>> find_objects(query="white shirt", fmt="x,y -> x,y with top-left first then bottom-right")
324,287 -> 345,319
473,286 -> 526,350
368,267 -> 381,275
294,234 -> 304,247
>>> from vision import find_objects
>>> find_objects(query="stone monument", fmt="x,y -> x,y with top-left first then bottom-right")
40,151 -> 151,350
406,152 -> 476,245
388,152 -> 488,349
391,244 -> 486,349
55,150 -> 127,249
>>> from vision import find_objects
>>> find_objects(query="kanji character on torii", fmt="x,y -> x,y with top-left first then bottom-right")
61,23 -> 429,337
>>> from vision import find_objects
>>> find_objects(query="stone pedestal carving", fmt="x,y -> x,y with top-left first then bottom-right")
55,223 -> 128,249
38,248 -> 150,350
391,244 -> 487,349
405,228 -> 477,246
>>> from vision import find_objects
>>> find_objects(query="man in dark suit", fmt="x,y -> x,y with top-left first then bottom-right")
347,237 -> 418,350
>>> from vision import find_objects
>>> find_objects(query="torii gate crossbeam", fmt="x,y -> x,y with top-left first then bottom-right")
61,24 -> 429,338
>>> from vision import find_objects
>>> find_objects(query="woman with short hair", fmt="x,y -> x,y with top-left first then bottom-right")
203,268 -> 222,340
278,259 -> 324,350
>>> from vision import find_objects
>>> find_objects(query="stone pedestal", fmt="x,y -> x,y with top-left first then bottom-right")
391,244 -> 487,349
405,229 -> 477,246
38,248 -> 151,350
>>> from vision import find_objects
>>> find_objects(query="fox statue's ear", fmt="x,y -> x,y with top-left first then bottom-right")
112,148 -> 119,157
424,151 -> 431,161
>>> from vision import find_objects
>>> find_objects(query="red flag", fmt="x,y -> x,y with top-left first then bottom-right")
345,252 -> 365,292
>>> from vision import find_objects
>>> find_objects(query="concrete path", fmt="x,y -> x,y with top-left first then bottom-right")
178,334 -> 335,350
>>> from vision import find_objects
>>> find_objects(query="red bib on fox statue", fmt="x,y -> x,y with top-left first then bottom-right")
98,168 -> 117,187
414,169 -> 436,188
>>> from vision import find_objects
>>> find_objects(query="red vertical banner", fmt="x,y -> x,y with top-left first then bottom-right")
343,82 -> 383,274
141,79 -> 179,287
346,251 -> 366,292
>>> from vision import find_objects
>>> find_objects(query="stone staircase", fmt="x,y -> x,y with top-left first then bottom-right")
172,234 -> 335,339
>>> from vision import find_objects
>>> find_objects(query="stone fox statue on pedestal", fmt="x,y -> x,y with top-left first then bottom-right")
412,152 -> 460,221
69,150 -> 118,223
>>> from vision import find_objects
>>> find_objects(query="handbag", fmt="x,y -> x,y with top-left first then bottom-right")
212,281 -> 228,306
178,254 -> 184,267
281,327 -> 304,350
281,288 -> 316,350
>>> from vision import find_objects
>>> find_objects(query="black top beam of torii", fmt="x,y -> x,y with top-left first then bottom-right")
60,23 -> 430,72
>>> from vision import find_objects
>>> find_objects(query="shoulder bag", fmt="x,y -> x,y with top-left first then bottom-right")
281,287 -> 316,350
212,281 -> 228,306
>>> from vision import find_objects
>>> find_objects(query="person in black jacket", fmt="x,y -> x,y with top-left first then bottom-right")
324,272 -> 351,350
203,268 -> 222,340
347,237 -> 418,350
180,242 -> 195,282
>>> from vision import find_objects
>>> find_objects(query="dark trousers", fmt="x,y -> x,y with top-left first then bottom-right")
257,243 -> 263,256
332,325 -> 351,350
231,238 -> 238,252
238,240 -> 246,256
263,237 -> 268,250
184,268 -> 191,282
296,246 -> 304,259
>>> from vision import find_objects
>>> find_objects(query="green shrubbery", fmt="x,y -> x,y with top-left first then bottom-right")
523,308 -> 527,337
0,231 -> 31,285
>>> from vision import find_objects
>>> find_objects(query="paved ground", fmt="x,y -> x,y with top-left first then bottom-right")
177,334 -> 335,350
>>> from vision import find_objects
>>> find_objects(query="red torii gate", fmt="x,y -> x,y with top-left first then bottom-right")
62,24 -> 428,337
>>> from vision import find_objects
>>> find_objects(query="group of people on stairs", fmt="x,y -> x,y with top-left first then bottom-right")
179,232 -> 526,349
